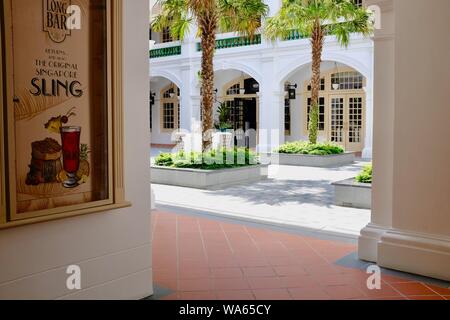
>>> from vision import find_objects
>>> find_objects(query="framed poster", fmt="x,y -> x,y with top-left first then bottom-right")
1,0 -> 128,227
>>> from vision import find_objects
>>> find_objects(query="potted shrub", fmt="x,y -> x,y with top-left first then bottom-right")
268,141 -> 355,167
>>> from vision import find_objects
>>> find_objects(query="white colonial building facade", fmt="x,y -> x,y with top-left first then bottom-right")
149,0 -> 374,158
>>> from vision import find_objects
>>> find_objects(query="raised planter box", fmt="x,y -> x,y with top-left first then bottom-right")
262,152 -> 355,167
332,178 -> 372,209
151,164 -> 268,189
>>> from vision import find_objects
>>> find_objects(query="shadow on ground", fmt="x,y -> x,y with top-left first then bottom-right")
206,179 -> 335,207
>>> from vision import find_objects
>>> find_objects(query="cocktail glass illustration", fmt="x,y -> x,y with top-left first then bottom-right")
60,126 -> 81,188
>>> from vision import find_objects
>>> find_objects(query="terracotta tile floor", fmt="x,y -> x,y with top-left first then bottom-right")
152,210 -> 450,300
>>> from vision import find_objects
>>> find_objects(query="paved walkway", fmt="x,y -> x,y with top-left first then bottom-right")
151,209 -> 450,300
152,159 -> 372,238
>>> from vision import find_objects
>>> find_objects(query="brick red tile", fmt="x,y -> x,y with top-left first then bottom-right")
179,291 -> 217,300
208,257 -> 240,268
423,284 -> 450,296
266,255 -> 301,267
314,273 -> 365,287
211,268 -> 243,279
274,266 -> 308,277
253,289 -> 292,300
152,211 -> 447,301
372,296 -> 408,300
279,275 -> 319,289
247,277 -> 284,290
178,278 -> 213,292
289,287 -> 330,300
243,267 -> 276,278
178,268 -> 211,280
216,290 -> 255,300
408,295 -> 445,300
237,257 -> 269,267
324,285 -> 367,300
179,259 -> 209,269
391,282 -> 437,296
199,221 -> 223,232
214,278 -> 250,291
153,267 -> 177,279
303,263 -> 342,276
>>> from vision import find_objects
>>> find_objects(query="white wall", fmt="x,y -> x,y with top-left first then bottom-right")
0,0 -> 153,299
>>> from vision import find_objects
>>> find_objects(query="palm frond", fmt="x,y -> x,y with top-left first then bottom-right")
264,0 -> 373,45
218,0 -> 269,36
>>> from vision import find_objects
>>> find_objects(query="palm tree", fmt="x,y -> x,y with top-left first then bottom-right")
265,0 -> 372,145
152,0 -> 268,151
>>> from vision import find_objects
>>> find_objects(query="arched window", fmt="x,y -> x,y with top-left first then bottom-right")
226,83 -> 241,95
160,84 -> 180,131
330,71 -> 364,90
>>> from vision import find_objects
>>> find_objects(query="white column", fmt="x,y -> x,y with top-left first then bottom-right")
360,0 -> 450,282
179,23 -> 198,132
179,65 -> 192,131
358,0 -> 394,262
376,0 -> 450,281
258,57 -> 285,153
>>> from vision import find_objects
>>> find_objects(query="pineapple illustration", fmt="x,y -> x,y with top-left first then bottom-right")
77,144 -> 91,182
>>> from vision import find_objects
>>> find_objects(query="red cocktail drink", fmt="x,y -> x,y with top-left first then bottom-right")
60,126 -> 81,188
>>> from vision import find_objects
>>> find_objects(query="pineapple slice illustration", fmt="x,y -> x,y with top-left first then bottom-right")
77,144 -> 91,181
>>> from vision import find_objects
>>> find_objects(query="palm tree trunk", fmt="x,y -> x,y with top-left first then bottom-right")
309,19 -> 324,144
200,15 -> 217,152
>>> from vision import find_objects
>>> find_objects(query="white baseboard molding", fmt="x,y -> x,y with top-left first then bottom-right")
378,229 -> 450,281
59,268 -> 153,300
358,223 -> 390,262
0,243 -> 153,300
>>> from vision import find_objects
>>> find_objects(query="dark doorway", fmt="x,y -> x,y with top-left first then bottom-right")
232,98 -> 257,148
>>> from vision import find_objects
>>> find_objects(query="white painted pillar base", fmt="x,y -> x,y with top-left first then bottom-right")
378,229 -> 450,281
358,223 -> 390,262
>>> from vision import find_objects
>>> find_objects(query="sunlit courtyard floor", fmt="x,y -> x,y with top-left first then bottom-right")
152,149 -> 371,238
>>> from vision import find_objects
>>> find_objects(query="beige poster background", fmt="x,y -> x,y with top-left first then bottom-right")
11,0 -> 102,214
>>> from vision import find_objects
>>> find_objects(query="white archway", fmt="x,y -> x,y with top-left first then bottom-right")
150,70 -> 182,89
276,52 -> 374,158
277,52 -> 372,88
214,61 -> 263,85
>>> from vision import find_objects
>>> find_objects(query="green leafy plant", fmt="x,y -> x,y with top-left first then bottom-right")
275,141 -> 344,155
154,148 -> 258,170
356,163 -> 372,184
154,153 -> 174,167
215,103 -> 233,130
